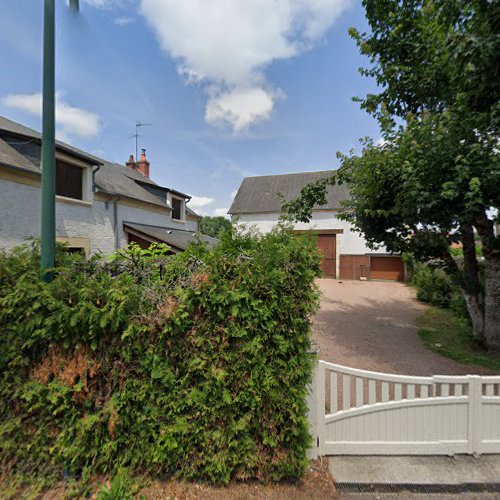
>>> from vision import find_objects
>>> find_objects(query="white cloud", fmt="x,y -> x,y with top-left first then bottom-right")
188,195 -> 215,210
140,0 -> 351,132
231,189 -> 238,199
3,92 -> 100,140
205,87 -> 282,132
213,207 -> 229,217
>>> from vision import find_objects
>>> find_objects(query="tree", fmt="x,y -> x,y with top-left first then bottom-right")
283,0 -> 500,350
199,216 -> 232,238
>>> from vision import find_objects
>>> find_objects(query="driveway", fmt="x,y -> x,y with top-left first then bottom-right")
312,279 -> 493,376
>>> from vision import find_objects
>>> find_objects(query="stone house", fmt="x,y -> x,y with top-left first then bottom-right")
0,115 -> 217,256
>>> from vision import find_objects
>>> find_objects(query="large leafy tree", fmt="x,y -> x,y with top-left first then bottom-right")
199,216 -> 232,239
283,0 -> 500,350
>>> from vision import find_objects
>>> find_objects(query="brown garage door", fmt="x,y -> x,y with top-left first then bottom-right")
317,235 -> 336,278
370,256 -> 404,281
339,255 -> 370,280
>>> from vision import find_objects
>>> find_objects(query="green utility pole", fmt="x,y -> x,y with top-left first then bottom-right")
40,0 -> 79,281
40,0 -> 56,280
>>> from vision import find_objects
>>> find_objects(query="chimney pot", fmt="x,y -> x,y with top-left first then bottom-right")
136,148 -> 150,178
126,154 -> 137,170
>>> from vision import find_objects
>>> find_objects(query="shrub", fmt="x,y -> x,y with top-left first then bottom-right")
408,261 -> 467,317
0,226 -> 321,485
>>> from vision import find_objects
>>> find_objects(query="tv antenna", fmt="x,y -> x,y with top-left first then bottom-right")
129,121 -> 152,160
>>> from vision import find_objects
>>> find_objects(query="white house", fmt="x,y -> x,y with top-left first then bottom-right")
229,171 -> 404,280
0,115 -> 217,256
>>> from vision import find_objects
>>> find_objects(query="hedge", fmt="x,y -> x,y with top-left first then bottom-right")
0,226 -> 321,484
407,261 -> 468,318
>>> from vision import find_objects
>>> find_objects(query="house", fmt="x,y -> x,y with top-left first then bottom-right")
0,115 -> 217,256
229,171 -> 405,280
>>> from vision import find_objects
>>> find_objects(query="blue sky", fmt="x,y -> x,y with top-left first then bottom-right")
0,0 -> 380,216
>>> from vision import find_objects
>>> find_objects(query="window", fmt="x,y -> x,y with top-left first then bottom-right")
66,247 -> 85,257
172,197 -> 182,220
56,160 -> 83,200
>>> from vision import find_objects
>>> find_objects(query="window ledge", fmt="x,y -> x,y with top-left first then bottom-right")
56,195 -> 92,207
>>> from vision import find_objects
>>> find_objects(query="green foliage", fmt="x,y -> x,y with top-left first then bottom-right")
449,245 -> 483,258
408,262 -> 467,318
97,468 -> 138,500
199,216 -> 232,239
0,226 -> 321,485
282,0 -> 500,348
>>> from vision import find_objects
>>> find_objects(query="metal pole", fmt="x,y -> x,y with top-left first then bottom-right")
40,0 -> 56,280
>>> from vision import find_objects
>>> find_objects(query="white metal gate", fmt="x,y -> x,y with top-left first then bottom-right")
309,360 -> 500,456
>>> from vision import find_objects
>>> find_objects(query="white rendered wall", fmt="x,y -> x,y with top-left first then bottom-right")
235,211 -> 383,277
0,178 -> 199,256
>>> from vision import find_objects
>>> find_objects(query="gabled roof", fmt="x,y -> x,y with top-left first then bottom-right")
0,114 -> 200,217
93,160 -> 170,208
123,222 -> 218,251
0,137 -> 39,173
0,115 -> 102,165
228,170 -> 350,214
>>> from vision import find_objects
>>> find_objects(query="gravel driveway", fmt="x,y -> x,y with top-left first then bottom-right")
312,279 -> 493,376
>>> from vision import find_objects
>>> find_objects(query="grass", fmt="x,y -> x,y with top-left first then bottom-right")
416,306 -> 500,372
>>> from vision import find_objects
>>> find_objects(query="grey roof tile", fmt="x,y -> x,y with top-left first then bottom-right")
0,114 -> 201,218
0,115 -> 102,165
123,222 -> 218,250
0,138 -> 39,173
93,161 -> 170,208
228,170 -> 349,214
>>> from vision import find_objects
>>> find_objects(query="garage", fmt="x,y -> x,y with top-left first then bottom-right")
339,254 -> 405,281
369,256 -> 405,281
339,255 -> 369,280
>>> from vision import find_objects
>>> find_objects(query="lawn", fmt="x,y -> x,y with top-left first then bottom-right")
416,307 -> 500,372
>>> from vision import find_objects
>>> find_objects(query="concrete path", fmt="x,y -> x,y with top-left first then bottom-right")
330,455 -> 500,484
313,279 -> 496,376
330,455 -> 500,499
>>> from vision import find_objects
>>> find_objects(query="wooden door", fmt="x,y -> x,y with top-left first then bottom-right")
370,256 -> 404,281
339,255 -> 370,280
317,235 -> 336,278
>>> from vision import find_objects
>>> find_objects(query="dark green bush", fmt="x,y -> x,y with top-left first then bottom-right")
0,227 -> 321,484
408,261 -> 467,317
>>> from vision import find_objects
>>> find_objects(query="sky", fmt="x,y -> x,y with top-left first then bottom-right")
0,0 -> 381,216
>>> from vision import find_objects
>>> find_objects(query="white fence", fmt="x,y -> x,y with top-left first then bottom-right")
308,360 -> 500,457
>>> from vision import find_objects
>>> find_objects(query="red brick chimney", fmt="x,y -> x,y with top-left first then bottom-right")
125,154 -> 137,171
136,149 -> 150,178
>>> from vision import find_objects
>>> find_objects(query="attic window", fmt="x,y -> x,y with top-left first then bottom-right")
56,160 -> 83,200
172,197 -> 183,220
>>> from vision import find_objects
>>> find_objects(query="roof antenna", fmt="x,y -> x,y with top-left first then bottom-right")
129,121 -> 152,161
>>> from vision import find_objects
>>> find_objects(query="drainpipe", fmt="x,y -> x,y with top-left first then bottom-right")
113,198 -> 120,250
91,164 -> 101,191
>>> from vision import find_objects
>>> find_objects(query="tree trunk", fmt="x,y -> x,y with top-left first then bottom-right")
483,255 -> 500,351
461,224 -> 485,341
442,227 -> 485,342
474,214 -> 500,352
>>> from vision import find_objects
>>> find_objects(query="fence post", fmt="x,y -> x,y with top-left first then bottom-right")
306,348 -> 320,459
468,375 -> 482,455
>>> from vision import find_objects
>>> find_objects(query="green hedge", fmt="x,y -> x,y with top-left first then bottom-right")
0,226 -> 321,484
408,261 -> 468,318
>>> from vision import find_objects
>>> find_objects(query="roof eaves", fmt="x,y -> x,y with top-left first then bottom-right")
0,161 -> 41,176
0,116 -> 103,166
94,187 -> 171,210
